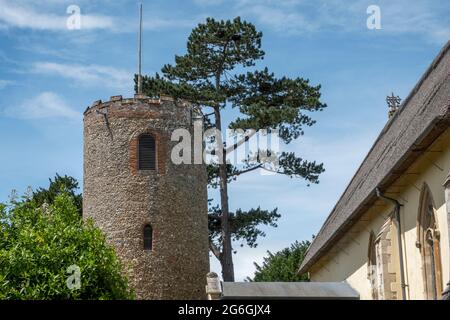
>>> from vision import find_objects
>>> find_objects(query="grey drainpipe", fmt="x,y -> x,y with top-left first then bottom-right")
375,188 -> 407,300
443,174 -> 450,300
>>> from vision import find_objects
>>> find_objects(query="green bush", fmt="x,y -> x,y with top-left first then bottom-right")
247,241 -> 311,282
0,192 -> 134,299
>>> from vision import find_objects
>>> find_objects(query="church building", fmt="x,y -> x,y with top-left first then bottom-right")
299,41 -> 450,300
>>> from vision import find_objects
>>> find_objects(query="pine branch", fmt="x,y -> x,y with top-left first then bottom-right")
224,130 -> 257,155
231,164 -> 262,177
209,241 -> 221,260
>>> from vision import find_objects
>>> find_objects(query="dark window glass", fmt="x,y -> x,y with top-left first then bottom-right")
139,134 -> 156,170
144,225 -> 153,251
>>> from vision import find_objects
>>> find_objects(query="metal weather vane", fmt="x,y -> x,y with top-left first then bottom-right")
386,92 -> 401,118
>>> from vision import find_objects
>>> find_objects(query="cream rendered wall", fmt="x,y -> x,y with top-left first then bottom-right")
310,129 -> 450,300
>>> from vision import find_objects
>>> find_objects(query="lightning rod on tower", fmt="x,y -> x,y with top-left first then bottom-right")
137,3 -> 143,95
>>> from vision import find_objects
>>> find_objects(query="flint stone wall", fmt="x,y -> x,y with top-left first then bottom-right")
83,95 -> 209,299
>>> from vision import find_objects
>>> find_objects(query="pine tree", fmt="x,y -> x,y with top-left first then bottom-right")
138,17 -> 326,281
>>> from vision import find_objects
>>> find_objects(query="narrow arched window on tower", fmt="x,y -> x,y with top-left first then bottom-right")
138,134 -> 156,170
143,225 -> 153,251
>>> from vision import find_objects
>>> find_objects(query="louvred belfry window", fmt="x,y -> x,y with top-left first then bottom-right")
138,134 -> 156,170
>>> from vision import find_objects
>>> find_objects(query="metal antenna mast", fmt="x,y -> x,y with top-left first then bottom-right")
137,3 -> 143,95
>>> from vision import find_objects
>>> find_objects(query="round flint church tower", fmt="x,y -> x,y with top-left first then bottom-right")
83,94 -> 209,299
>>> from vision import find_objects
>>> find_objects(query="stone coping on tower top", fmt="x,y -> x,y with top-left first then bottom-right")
83,94 -> 189,116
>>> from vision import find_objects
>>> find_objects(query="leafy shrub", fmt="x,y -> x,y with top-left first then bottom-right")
0,192 -> 134,299
247,241 -> 310,282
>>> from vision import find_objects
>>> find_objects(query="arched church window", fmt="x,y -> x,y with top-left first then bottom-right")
139,134 -> 156,170
417,183 -> 443,299
144,225 -> 153,251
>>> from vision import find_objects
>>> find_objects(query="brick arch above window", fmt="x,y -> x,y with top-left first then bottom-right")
129,129 -> 167,175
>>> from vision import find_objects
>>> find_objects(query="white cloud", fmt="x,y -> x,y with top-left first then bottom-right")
194,0 -> 224,6
234,0 -> 315,35
3,92 -> 81,120
0,0 -> 114,31
31,62 -> 132,91
0,79 -> 14,89
241,4 -> 316,34
1,0 -> 447,42
0,0 -> 203,33
143,17 -> 201,30
0,50 -> 19,66
233,0 -> 450,42
375,0 -> 450,44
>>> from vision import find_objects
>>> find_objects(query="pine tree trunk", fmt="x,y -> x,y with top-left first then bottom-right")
214,106 -> 235,282
214,73 -> 235,282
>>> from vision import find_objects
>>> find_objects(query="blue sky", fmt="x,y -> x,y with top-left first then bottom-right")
0,0 -> 449,281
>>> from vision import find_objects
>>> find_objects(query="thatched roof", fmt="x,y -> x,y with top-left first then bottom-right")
299,41 -> 450,274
